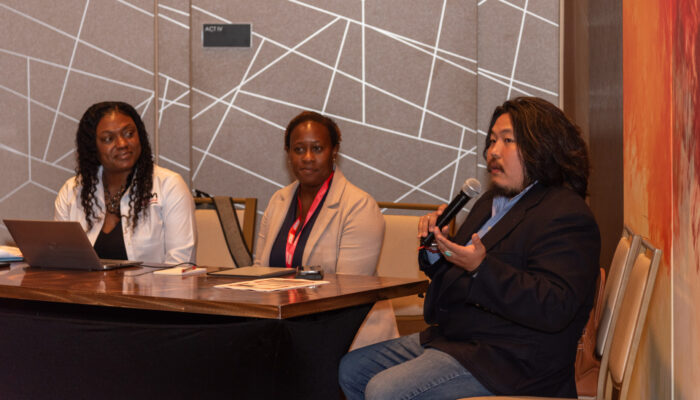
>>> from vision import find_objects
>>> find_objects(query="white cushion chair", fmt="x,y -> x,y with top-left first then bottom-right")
194,197 -> 256,268
595,226 -> 640,360
577,226 -> 642,398
375,202 -> 452,335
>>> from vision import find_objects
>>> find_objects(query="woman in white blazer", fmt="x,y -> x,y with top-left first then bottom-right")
54,101 -> 196,264
255,111 -> 398,349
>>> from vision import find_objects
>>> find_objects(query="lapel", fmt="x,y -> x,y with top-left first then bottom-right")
477,183 -> 549,251
260,182 -> 297,266
453,191 -> 495,245
302,169 -> 345,264
436,183 -> 550,300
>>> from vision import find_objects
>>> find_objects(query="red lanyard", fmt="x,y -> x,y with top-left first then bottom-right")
285,172 -> 334,268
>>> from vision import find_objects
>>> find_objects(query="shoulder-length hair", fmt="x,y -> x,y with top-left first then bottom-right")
484,97 -> 590,198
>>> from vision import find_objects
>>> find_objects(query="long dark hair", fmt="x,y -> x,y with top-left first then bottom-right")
484,97 -> 590,198
75,101 -> 154,230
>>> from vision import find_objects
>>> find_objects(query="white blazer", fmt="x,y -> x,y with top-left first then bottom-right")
54,165 -> 196,264
255,169 -> 398,349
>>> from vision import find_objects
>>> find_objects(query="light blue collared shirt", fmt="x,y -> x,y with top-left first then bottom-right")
467,182 -> 536,245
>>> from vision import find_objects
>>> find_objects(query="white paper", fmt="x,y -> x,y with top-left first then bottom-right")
214,278 -> 329,292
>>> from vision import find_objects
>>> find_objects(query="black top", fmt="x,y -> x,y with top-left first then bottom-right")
269,182 -> 332,268
93,220 -> 128,260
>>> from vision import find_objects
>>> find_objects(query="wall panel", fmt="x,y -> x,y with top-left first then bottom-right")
1,1 -> 561,257
0,1 -> 156,243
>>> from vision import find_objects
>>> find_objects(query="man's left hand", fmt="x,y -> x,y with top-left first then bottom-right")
432,227 -> 486,272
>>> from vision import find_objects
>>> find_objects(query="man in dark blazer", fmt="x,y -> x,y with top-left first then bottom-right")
339,97 -> 601,399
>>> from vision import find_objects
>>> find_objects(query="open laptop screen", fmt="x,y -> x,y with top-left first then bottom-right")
3,219 -> 139,271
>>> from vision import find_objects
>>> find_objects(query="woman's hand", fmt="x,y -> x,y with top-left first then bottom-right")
432,227 -> 486,272
418,204 -> 449,239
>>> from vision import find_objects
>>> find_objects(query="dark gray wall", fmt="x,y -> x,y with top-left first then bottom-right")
588,0 -> 623,268
564,0 -> 623,268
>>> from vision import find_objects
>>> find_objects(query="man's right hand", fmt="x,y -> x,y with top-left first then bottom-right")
418,204 -> 449,240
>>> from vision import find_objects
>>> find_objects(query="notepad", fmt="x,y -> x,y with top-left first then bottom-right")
154,266 -> 207,276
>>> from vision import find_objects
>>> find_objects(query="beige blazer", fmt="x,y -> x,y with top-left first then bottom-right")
255,169 -> 398,349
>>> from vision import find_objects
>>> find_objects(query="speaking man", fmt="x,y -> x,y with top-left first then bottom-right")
339,97 -> 601,399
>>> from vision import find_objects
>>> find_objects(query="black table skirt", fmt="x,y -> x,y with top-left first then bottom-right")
0,298 -> 371,400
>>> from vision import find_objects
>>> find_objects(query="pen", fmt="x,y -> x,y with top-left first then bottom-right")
181,265 -> 197,274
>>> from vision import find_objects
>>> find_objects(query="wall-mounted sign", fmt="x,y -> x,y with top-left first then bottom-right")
202,24 -> 251,48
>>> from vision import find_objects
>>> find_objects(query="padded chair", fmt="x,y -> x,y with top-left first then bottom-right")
463,235 -> 661,400
577,226 -> 641,398
598,238 -> 661,399
194,197 -> 257,268
595,226 -> 641,359
375,202 -> 452,335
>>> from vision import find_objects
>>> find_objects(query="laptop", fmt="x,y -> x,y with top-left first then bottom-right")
3,219 -> 142,271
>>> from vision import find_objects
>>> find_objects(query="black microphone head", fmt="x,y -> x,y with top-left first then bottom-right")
461,178 -> 481,198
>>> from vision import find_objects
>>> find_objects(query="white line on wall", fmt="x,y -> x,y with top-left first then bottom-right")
43,0 -> 90,161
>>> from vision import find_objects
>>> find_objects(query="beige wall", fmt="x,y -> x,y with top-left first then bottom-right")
0,1 -> 560,247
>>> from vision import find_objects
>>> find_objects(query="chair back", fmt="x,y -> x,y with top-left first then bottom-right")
375,202 -> 444,317
194,197 -> 257,268
599,238 -> 661,400
596,226 -> 641,357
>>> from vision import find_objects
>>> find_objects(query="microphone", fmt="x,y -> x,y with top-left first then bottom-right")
421,178 -> 482,246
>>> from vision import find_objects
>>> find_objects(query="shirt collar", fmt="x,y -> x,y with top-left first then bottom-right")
492,181 -> 538,217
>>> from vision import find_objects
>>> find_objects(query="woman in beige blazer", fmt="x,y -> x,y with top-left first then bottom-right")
254,111 -> 398,349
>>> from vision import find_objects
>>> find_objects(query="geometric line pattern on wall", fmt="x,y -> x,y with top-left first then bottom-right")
0,0 -> 559,245
191,0 -> 558,222
0,1 -> 185,242
190,1 -> 480,214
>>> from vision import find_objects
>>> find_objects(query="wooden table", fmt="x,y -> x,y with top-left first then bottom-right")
0,264 -> 428,399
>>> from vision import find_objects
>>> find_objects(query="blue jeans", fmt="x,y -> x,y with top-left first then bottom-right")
339,333 -> 493,400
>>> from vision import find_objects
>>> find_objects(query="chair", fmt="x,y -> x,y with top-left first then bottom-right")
194,197 -> 257,268
375,202 -> 453,335
598,238 -> 661,399
577,226 -> 641,398
463,235 -> 661,400
595,226 -> 641,359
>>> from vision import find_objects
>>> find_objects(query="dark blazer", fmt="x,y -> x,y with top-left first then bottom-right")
419,183 -> 600,397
